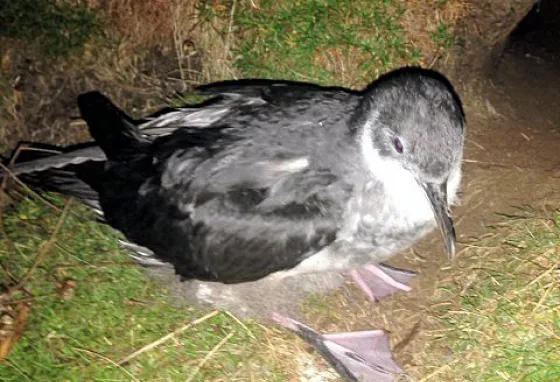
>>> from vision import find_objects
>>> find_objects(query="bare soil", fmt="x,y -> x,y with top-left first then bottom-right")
144,46 -> 560,379
373,48 -> 560,374
2,6 -> 560,378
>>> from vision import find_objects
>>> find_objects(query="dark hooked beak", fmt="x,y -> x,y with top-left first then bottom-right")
422,182 -> 456,259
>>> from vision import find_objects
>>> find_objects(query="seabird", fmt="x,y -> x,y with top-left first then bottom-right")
4,66 -> 465,381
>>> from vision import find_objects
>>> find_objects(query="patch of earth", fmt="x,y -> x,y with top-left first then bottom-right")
0,42 -> 202,156
362,50 -> 560,377
3,42 -> 559,381
145,50 -> 560,380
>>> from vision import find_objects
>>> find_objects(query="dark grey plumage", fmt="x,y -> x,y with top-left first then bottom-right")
4,66 -> 466,382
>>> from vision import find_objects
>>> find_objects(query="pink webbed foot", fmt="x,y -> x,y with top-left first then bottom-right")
349,263 -> 415,302
271,313 -> 402,382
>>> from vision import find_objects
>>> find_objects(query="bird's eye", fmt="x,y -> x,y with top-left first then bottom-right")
393,137 -> 404,154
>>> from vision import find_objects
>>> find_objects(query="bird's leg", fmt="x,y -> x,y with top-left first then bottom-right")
349,264 -> 415,303
271,313 -> 402,382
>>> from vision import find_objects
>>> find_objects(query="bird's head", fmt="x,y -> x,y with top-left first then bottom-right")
354,67 -> 465,259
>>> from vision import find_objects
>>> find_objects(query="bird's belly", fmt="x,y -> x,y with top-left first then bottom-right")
358,216 -> 435,262
288,186 -> 436,276
354,213 -> 435,263
271,168 -> 440,278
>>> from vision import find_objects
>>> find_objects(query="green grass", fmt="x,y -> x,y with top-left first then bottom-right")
230,0 -> 420,86
0,193 -> 281,381
0,0 -> 103,60
7,1 -> 558,381
432,21 -> 456,50
421,212 -> 560,381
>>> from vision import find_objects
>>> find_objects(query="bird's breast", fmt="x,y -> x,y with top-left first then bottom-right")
344,166 -> 436,262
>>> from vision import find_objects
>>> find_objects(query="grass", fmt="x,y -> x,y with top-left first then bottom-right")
3,195 -> 558,382
232,0 -> 420,85
0,191 -> 291,381
2,1 -> 559,381
0,0 -> 103,60
432,22 -> 456,50
417,211 -> 560,381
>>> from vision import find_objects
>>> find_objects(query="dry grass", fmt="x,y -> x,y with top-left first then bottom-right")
233,0 -> 420,88
396,0 -> 470,67
88,0 -> 238,83
87,0 -> 176,47
408,210 -> 560,380
0,0 -> 237,156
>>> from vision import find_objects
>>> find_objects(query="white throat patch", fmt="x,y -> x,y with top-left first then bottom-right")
359,120 -> 434,224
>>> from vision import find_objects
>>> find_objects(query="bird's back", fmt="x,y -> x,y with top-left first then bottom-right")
83,85 -> 363,283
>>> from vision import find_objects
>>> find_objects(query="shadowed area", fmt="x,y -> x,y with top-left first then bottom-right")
1,1 -> 559,381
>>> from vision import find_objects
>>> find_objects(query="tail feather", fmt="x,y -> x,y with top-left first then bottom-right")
118,240 -> 171,267
4,91 -> 212,271
6,155 -> 169,268
16,162 -> 103,210
7,145 -> 106,176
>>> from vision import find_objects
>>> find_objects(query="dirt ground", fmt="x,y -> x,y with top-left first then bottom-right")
1,3 -> 559,378
453,53 -> 560,239
141,41 -> 560,379
365,41 -> 560,374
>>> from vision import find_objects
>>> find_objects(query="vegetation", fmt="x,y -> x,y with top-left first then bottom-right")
0,193 -> 276,381
232,0 -> 419,85
0,0 -> 103,59
419,211 -> 560,380
1,1 -> 558,381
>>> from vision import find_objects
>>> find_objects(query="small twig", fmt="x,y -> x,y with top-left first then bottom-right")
118,310 -> 219,365
223,0 -> 237,77
3,293 -> 57,305
417,362 -> 455,382
0,209 -> 15,259
2,358 -> 32,381
463,159 -> 551,173
0,260 -> 18,285
52,261 -> 137,270
185,330 -> 236,382
0,145 -> 25,258
465,138 -> 485,150
393,321 -> 421,353
224,310 -> 256,340
531,281 -> 556,314
427,54 -> 440,69
0,163 -> 63,212
522,258 -> 559,291
8,200 -> 72,293
73,347 -> 141,382
10,146 -> 62,158
172,0 -> 187,91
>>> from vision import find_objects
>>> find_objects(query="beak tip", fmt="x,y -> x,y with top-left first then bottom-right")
445,228 -> 457,261
447,244 -> 456,260
422,181 -> 457,262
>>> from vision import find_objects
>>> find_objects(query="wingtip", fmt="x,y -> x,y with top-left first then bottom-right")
76,91 -> 144,161
77,91 -> 113,118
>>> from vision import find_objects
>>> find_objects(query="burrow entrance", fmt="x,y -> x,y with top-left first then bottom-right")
482,0 -> 560,129
505,0 -> 560,62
